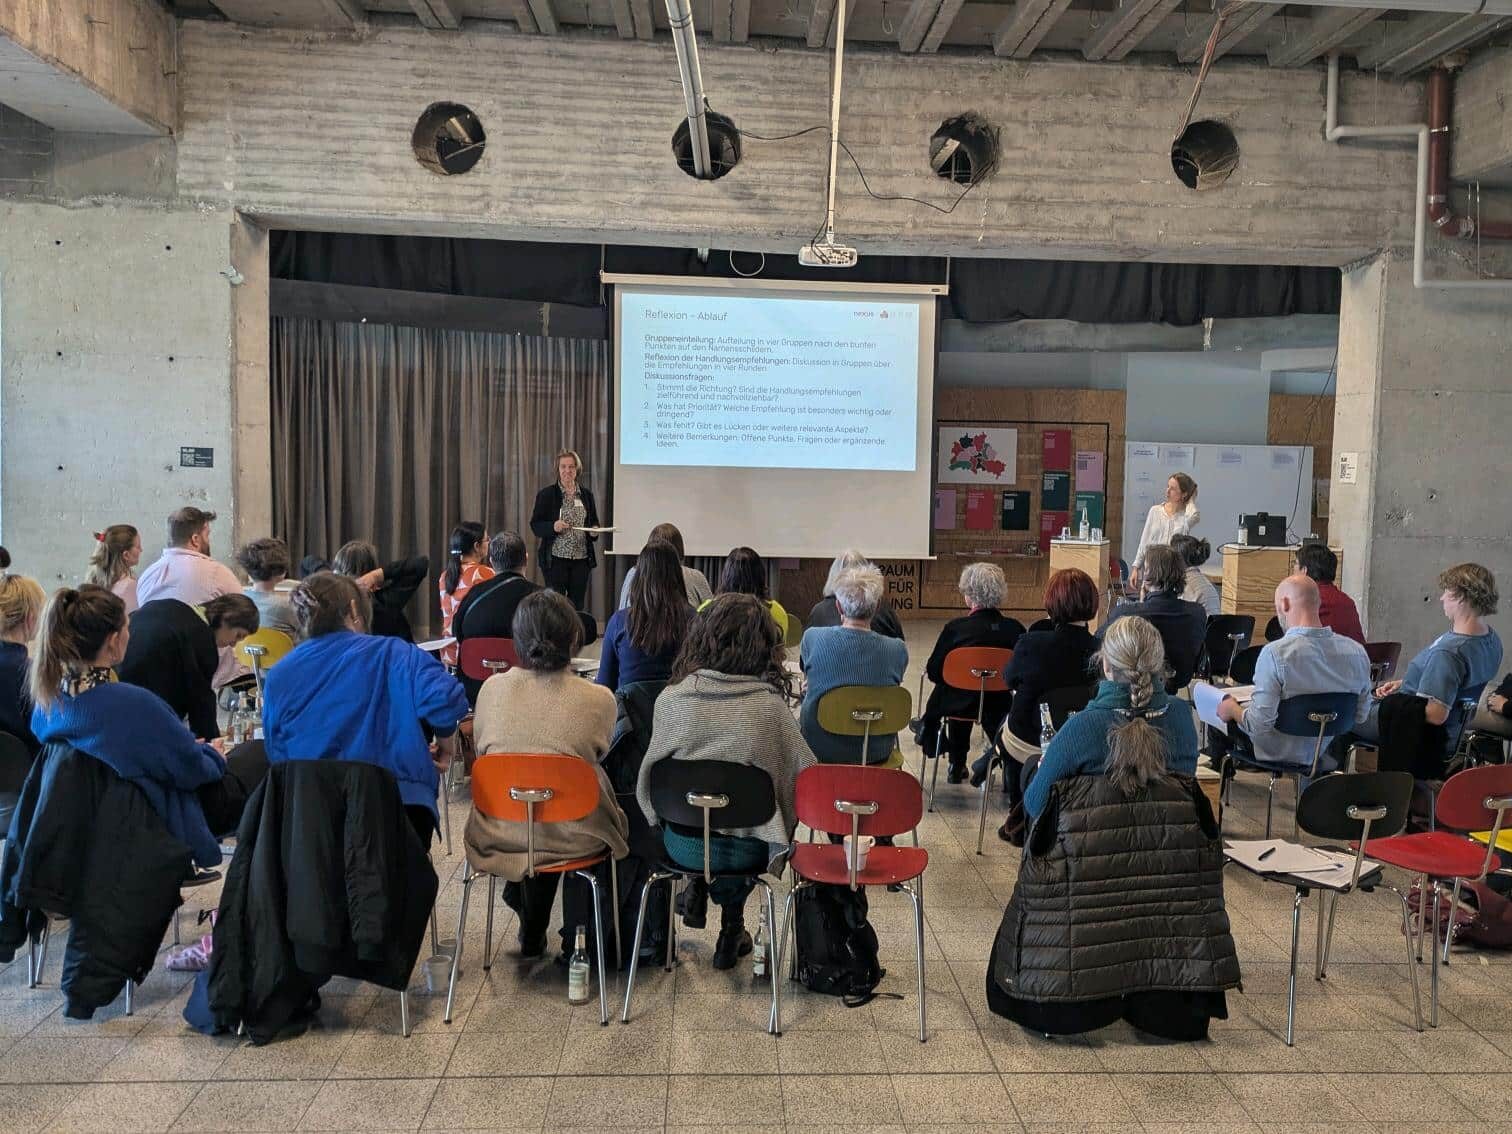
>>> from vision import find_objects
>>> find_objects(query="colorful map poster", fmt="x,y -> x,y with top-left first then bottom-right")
964,489 -> 996,530
938,426 -> 1018,485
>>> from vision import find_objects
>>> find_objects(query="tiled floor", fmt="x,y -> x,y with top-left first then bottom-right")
4,620 -> 1511,1133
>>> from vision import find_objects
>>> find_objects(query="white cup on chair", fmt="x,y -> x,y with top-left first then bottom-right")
843,834 -> 875,871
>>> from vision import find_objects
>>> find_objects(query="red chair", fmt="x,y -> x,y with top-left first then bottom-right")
921,646 -> 1012,826
777,764 -> 929,1042
1360,765 -> 1512,1027
458,637 -> 519,684
443,753 -> 620,1026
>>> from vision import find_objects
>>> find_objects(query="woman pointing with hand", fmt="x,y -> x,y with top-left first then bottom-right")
530,449 -> 600,610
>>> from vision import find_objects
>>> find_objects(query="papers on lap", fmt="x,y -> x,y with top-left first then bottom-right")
1193,682 -> 1254,731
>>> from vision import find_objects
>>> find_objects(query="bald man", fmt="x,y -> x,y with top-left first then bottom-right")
1214,573 -> 1372,774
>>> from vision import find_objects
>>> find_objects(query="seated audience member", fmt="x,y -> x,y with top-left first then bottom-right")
637,593 -> 816,969
136,507 -> 242,606
918,562 -> 1025,784
262,573 -> 468,844
330,540 -> 430,643
700,547 -> 790,639
1295,542 -> 1365,645
599,539 -> 692,694
117,595 -> 260,741
799,566 -> 908,765
467,590 -> 627,960
86,524 -> 142,615
439,521 -> 492,665
0,574 -> 45,752
30,585 -> 225,866
236,537 -> 298,636
1102,544 -> 1207,692
1171,534 -> 1220,617
1211,574 -> 1372,775
617,522 -> 713,610
452,530 -> 538,702
1490,674 -> 1511,719
806,550 -> 905,640
298,554 -> 330,578
1351,563 -> 1501,776
981,568 -> 1101,829
990,618 -> 1237,1040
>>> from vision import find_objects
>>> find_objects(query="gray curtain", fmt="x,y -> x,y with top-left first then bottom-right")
271,317 -> 615,637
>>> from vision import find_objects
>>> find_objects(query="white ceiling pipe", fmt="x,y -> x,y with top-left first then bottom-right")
1324,54 -> 1512,289
1294,0 -> 1512,13
664,0 -> 711,178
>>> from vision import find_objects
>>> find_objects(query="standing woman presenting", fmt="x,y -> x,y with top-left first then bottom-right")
1130,472 -> 1199,590
530,449 -> 600,611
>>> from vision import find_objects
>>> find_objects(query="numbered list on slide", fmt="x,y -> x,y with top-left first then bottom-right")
619,290 -> 921,471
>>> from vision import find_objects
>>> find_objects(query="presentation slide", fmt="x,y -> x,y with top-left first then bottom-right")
618,290 -> 921,471
609,278 -> 941,560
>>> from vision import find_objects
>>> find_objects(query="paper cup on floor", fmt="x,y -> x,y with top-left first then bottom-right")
423,955 -> 452,994
843,834 -> 875,871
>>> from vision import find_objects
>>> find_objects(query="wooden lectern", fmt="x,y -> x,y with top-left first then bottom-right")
1220,545 -> 1296,628
1049,539 -> 1112,631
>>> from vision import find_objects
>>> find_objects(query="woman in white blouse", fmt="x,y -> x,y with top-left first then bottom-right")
1130,473 -> 1198,589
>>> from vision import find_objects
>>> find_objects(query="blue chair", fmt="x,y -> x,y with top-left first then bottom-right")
1226,691 -> 1359,838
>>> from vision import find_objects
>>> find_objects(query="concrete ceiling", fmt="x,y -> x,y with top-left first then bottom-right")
165,0 -> 1512,75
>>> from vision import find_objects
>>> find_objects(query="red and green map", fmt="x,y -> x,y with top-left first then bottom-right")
948,432 -> 1007,479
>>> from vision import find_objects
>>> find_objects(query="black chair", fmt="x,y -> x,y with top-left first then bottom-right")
1229,645 -> 1263,686
622,759 -> 782,1033
1228,771 -> 1412,1046
1199,615 -> 1255,684
1224,692 -> 1359,838
1264,616 -> 1284,643
1364,641 -> 1402,685
1026,618 -> 1055,634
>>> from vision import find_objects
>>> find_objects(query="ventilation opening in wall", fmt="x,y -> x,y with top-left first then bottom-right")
1171,120 -> 1239,191
412,103 -> 486,176
671,111 -> 741,180
929,113 -> 999,187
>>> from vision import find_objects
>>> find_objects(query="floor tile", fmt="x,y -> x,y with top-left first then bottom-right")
421,1076 -> 552,1129
664,1073 -> 784,1126
890,1071 -> 1013,1125
169,1081 -> 322,1132
776,1030 -> 885,1075
329,1034 -> 458,1079
47,1082 -> 202,1134
1002,1071 -> 1137,1124
1319,1071 -> 1473,1122
1109,1072 -> 1251,1123
1223,1072 -> 1363,1125
444,1030 -> 565,1078
545,1075 -> 667,1128
217,1032 -> 352,1081
98,1037 -> 235,1083
0,1036 -> 129,1084
671,1029 -> 779,1075
0,1084 -> 77,1134
297,1078 -> 441,1131
780,1073 -> 904,1126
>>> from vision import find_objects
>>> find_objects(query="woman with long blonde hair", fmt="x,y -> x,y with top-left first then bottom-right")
0,573 -> 45,751
86,524 -> 142,614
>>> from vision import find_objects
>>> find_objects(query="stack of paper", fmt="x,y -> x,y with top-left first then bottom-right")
1225,839 -> 1379,890
1193,683 -> 1255,731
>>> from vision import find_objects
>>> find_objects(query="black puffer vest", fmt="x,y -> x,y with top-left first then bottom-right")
991,773 -> 1241,1003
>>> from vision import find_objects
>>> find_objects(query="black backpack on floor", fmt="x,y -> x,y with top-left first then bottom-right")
792,883 -> 886,1004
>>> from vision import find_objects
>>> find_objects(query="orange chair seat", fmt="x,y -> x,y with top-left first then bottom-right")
790,843 -> 928,887
1360,832 -> 1499,878
530,850 -> 612,876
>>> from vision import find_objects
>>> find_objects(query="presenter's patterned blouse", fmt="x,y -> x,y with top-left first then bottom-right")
555,492 -> 588,560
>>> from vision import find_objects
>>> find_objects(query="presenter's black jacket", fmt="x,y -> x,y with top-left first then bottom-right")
369,555 -> 430,643
923,608 -> 1026,722
806,596 -> 906,641
1101,592 -> 1208,694
1000,624 -> 1100,747
118,598 -> 222,740
530,484 -> 600,569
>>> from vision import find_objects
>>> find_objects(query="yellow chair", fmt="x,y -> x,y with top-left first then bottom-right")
234,628 -> 295,707
816,685 -> 913,766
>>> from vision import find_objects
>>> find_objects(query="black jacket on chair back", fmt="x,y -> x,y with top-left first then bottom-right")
203,760 -> 438,1043
991,773 -> 1240,1006
0,744 -> 192,1018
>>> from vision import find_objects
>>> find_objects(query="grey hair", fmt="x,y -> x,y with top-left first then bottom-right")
823,549 -> 872,597
833,566 -> 884,621
1095,616 -> 1171,796
958,562 -> 1006,610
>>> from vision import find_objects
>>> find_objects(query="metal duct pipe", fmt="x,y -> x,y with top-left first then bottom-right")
664,0 -> 711,179
1293,0 -> 1512,12
1426,68 -> 1512,242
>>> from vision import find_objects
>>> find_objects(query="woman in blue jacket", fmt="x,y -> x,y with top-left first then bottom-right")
262,572 -> 469,843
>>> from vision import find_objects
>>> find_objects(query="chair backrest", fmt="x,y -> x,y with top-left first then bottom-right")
782,611 -> 803,648
1296,771 -> 1412,842
1229,645 -> 1263,686
1364,641 -> 1402,683
0,731 -> 32,795
1041,684 -> 1094,730
647,758 -> 777,832
1274,692 -> 1359,740
234,628 -> 295,670
941,646 -> 1012,694
459,637 -> 519,683
815,684 -> 913,737
1027,618 -> 1055,634
1436,765 -> 1512,833
470,752 -> 600,825
1264,616 -> 1284,643
794,764 -> 923,838
1203,615 -> 1255,678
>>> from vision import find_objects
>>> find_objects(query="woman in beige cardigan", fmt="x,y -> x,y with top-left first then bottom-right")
466,589 -> 628,961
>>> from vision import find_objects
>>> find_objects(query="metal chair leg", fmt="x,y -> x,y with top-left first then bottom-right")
1319,885 -> 1341,979
1313,890 -> 1328,982
927,728 -> 944,812
29,919 -> 50,988
1285,888 -> 1303,1046
905,880 -> 927,1043
125,981 -> 134,1017
621,872 -> 673,1024
1430,879 -> 1441,1028
430,905 -> 441,957
483,875 -> 497,971
1442,876 -> 1463,966
443,865 -> 475,1024
579,869 -> 609,1025
173,908 -> 181,946
1394,886 -> 1425,1032
665,877 -> 678,973
975,755 -> 994,855
440,779 -> 452,857
1265,775 -> 1277,839
399,990 -> 411,1038
610,858 -> 622,973
762,881 -> 781,1036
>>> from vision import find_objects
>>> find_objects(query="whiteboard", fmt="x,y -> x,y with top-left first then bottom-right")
1123,441 -> 1314,569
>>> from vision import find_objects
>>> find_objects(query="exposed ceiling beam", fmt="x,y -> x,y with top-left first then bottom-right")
1353,12 -> 1512,74
1082,0 -> 1185,61
919,0 -> 968,51
209,0 -> 364,28
408,0 -> 461,29
611,0 -> 636,36
992,0 -> 1075,57
711,0 -> 752,42
897,0 -> 943,52
1176,3 -> 1283,64
1267,7 -> 1383,67
506,0 -> 539,32
630,0 -> 656,38
526,0 -> 559,31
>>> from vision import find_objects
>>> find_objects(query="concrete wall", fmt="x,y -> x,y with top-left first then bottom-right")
1453,45 -> 1512,188
0,103 -> 50,198
0,199 -> 242,588
174,22 -> 1422,265
1329,251 -> 1512,649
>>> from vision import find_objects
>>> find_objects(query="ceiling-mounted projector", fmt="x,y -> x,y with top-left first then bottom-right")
798,238 -> 858,268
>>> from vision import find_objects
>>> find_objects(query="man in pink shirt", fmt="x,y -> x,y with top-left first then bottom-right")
136,507 -> 244,607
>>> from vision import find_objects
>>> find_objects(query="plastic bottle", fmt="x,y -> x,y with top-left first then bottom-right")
567,925 -> 590,1005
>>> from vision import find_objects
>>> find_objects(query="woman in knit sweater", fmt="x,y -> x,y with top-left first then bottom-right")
467,589 -> 627,960
799,565 -> 908,764
637,593 -> 817,969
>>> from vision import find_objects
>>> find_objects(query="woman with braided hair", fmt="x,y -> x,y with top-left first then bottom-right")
1022,615 -> 1199,820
